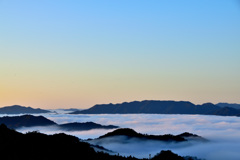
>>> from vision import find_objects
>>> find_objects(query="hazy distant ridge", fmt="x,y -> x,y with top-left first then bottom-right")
216,103 -> 240,109
71,100 -> 240,116
0,115 -> 118,131
0,105 -> 50,114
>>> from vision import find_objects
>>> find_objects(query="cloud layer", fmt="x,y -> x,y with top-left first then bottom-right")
11,112 -> 240,160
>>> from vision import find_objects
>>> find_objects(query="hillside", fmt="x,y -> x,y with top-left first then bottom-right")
0,124 -> 198,160
71,100 -> 240,116
0,105 -> 50,114
97,128 -> 206,142
216,103 -> 240,109
59,122 -> 118,131
0,124 -> 134,160
0,115 -> 118,131
0,115 -> 56,129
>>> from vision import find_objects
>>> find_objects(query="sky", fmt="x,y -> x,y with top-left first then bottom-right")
1,0 -> 240,109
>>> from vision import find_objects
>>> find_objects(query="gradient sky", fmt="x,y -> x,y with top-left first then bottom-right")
1,0 -> 240,109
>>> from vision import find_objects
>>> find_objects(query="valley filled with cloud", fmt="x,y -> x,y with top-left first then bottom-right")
8,112 -> 240,160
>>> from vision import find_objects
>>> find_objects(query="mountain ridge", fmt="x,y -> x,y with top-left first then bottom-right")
70,100 -> 240,116
216,103 -> 240,109
0,124 -> 198,160
0,105 -> 50,114
59,122 -> 118,131
97,128 -> 206,142
0,115 -> 118,131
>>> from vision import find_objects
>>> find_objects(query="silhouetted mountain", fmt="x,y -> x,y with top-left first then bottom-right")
63,108 -> 82,112
151,150 -> 203,160
152,150 -> 185,160
211,107 -> 240,116
0,115 -> 57,129
216,103 -> 240,109
71,100 -> 240,117
59,122 -> 118,131
0,105 -> 50,114
97,128 -> 206,142
90,144 -> 115,154
0,115 -> 118,131
178,132 -> 206,141
0,124 -> 198,160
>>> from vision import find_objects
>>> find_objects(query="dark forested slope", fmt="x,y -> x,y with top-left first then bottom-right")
0,124 -> 196,160
97,128 -> 206,142
0,115 -> 118,131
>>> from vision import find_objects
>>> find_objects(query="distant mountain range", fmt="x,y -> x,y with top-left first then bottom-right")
62,108 -> 82,112
0,105 -> 50,114
0,115 -> 118,131
216,103 -> 240,109
71,100 -> 240,117
3,101 -> 240,117
96,128 -> 206,142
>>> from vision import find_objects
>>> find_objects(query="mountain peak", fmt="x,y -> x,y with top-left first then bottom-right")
96,128 -> 206,143
99,128 -> 138,138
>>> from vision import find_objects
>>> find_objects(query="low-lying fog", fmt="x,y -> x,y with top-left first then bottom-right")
6,112 -> 240,160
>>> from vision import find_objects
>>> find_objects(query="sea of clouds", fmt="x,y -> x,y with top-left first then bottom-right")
11,112 -> 240,160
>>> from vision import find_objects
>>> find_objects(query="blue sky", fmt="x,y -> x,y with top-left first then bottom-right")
0,0 -> 240,108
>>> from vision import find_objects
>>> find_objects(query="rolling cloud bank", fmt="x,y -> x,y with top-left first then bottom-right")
8,112 -> 240,160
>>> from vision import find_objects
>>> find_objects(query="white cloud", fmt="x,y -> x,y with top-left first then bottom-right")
14,113 -> 240,160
